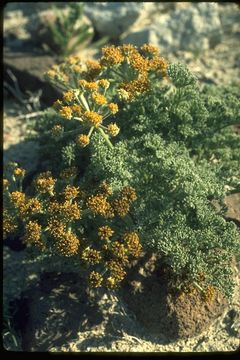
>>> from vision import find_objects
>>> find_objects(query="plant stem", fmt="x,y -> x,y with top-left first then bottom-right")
98,127 -> 114,149
193,281 -> 204,292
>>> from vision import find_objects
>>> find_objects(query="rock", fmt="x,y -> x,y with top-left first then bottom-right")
13,272 -> 104,351
225,193 -> 240,226
4,48 -> 61,106
121,254 -> 228,340
83,2 -> 154,38
121,3 -> 222,54
121,27 -> 160,48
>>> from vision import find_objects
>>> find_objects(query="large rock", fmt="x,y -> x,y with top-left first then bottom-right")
121,3 -> 223,53
121,254 -> 228,340
83,2 -> 154,38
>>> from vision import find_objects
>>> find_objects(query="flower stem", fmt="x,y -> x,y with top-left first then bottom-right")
98,127 -> 114,149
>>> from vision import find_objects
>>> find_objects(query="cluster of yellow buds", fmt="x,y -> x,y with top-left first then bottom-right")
23,221 -> 45,251
3,164 -> 142,290
35,171 -> 56,195
45,44 -> 168,150
3,209 -> 18,239
99,44 -> 168,102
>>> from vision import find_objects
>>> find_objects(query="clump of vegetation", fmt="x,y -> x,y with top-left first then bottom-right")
4,44 -> 240,300
43,3 -> 93,58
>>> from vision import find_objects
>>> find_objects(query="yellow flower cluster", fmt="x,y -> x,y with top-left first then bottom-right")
59,106 -> 73,120
98,225 -> 114,240
23,221 -> 45,250
111,241 -> 128,264
47,219 -> 66,239
71,104 -> 83,116
129,52 -> 150,74
92,92 -> 107,105
14,167 -> 26,177
63,90 -> 75,102
112,197 -> 130,217
85,59 -> 102,80
98,79 -> 110,89
4,170 -> 142,290
48,200 -> 81,221
123,232 -> 142,257
119,77 -> 150,102
140,44 -> 160,57
108,103 -> 118,114
10,191 -> 26,207
89,271 -> 103,287
106,260 -> 126,284
18,198 -> 42,219
100,46 -> 125,66
55,232 -> 80,257
98,181 -> 113,196
3,210 -> 18,239
107,123 -> 120,137
35,172 -> 56,194
63,185 -> 80,200
79,80 -> 98,91
83,111 -> 103,127
81,248 -> 102,265
121,186 -> 137,202
67,55 -> 81,65
86,194 -> 113,218
77,134 -> 90,148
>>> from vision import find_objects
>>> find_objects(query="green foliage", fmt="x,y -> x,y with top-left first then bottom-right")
9,47 -> 240,298
46,3 -> 92,58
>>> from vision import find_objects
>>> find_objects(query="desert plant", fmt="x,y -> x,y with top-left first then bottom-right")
4,44 -> 240,300
44,3 -> 93,58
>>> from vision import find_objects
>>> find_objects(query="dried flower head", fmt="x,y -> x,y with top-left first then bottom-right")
51,124 -> 64,137
121,186 -> 137,202
60,167 -> 78,179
